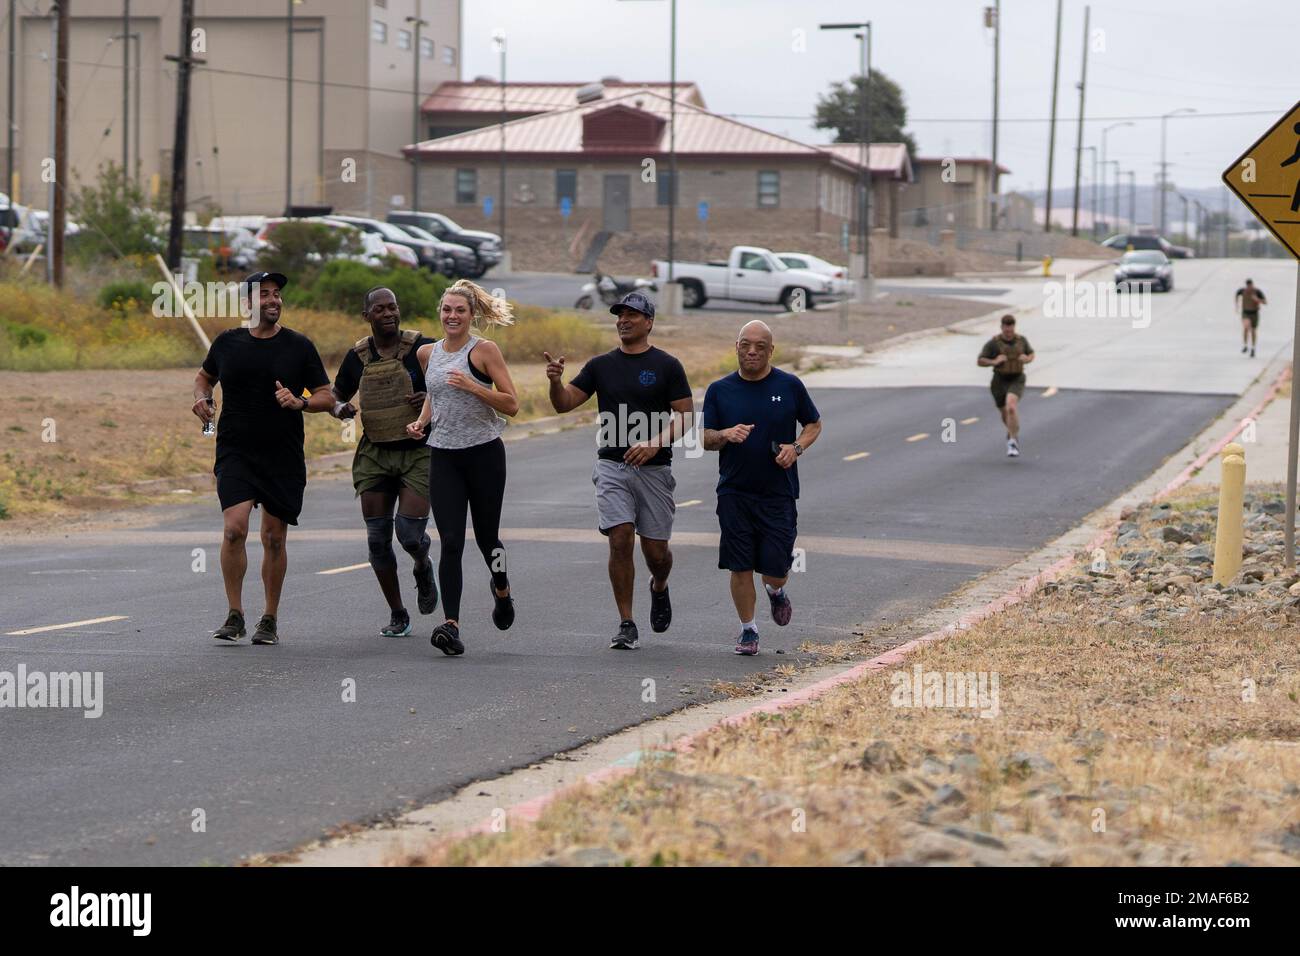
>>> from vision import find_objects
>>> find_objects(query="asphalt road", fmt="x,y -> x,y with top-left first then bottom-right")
488,269 -> 796,315
0,383 -> 1231,865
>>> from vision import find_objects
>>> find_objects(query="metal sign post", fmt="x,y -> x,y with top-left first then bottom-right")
1289,264 -> 1300,568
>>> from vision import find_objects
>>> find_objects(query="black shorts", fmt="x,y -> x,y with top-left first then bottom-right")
1243,310 -> 1259,329
216,472 -> 305,525
991,373 -> 1026,409
716,493 -> 798,577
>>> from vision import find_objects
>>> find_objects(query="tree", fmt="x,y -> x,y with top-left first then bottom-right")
68,161 -> 165,260
813,69 -> 918,158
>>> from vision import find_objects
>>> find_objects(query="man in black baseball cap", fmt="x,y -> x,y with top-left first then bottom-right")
545,287 -> 695,650
610,290 -> 655,321
192,269 -> 335,645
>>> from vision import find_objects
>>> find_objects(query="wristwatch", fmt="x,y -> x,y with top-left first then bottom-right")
793,442 -> 804,456
297,396 -> 308,412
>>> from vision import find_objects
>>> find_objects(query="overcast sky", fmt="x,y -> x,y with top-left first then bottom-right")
462,0 -> 1298,195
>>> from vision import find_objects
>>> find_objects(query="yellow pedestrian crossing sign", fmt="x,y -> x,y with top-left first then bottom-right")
1223,100 -> 1300,259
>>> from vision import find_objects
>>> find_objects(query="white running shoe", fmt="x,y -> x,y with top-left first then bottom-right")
1007,438 -> 1020,457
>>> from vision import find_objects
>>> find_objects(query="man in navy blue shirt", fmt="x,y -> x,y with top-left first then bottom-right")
702,320 -> 822,656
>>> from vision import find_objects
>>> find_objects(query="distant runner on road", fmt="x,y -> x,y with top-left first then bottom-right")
192,272 -> 334,645
330,287 -> 438,638
1235,279 -> 1267,359
977,314 -> 1035,458
544,291 -> 694,651
702,320 -> 821,656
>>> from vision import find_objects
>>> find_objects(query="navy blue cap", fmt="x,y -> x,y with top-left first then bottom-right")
241,271 -> 288,294
610,291 -> 655,320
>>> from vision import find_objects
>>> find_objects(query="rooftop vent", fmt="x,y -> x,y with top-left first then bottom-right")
599,75 -> 622,84
576,82 -> 604,104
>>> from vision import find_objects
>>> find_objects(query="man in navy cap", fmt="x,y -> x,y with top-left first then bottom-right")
545,291 -> 694,650
191,272 -> 334,645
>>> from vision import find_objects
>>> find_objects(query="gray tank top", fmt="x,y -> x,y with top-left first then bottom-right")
424,335 -> 505,449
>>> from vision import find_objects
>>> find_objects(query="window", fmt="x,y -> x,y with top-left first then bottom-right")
456,169 -> 477,205
556,169 -> 577,207
372,20 -> 387,44
656,170 -> 677,207
420,36 -> 434,58
738,251 -> 770,271
397,29 -> 411,51
442,45 -> 457,66
757,170 -> 779,207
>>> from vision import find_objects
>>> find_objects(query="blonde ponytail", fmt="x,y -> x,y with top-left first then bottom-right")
441,279 -> 515,328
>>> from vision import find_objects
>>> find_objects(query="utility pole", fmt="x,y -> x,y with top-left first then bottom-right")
122,0 -> 130,176
820,21 -> 871,278
668,0 -> 677,283
7,0 -> 15,203
285,0 -> 294,214
987,3 -> 1000,231
1159,107 -> 1195,236
496,30 -> 505,243
1070,5 -> 1090,237
407,8 -> 428,213
51,0 -> 67,287
1126,170 -> 1135,230
1044,0 -> 1063,233
165,0 -> 200,269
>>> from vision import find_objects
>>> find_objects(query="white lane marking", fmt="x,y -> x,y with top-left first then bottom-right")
677,499 -> 704,508
960,417 -> 979,425
1042,386 -> 1059,398
843,451 -> 870,461
6,615 -> 129,636
905,432 -> 929,442
317,563 -> 370,576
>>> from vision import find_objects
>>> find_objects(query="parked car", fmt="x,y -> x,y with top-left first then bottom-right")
389,221 -> 478,277
182,225 -> 259,270
388,211 -> 503,277
1114,250 -> 1174,292
651,245 -> 833,309
1102,233 -> 1164,253
774,252 -> 854,298
325,215 -> 448,273
256,217 -> 403,269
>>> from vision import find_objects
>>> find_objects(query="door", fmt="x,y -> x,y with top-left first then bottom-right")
730,249 -> 777,302
603,175 -> 630,232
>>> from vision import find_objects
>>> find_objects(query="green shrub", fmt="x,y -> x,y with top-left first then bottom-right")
97,279 -> 154,313
301,259 -> 450,323
2,319 -> 48,348
68,161 -> 166,261
258,221 -> 359,278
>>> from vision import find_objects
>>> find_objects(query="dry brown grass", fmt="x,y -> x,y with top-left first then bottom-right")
416,585 -> 1300,866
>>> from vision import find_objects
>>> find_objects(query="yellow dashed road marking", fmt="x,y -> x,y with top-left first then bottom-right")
7,615 -> 129,636
961,417 -> 979,425
317,563 -> 370,576
843,451 -> 870,461
906,433 -> 929,442
678,499 -> 703,508
1042,386 -> 1058,398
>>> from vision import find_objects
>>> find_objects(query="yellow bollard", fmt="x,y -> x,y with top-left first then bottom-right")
1042,254 -> 1053,276
1212,442 -> 1246,586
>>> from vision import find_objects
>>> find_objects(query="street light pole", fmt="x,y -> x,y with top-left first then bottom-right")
285,0 -> 294,215
987,2 -> 1000,231
1082,145 -> 1097,237
1099,120 -> 1133,236
406,11 -> 428,213
820,21 -> 872,280
1159,107 -> 1195,235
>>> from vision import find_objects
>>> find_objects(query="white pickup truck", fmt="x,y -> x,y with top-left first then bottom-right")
651,245 -> 835,310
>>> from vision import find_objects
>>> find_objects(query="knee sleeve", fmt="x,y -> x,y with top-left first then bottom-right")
364,515 -> 397,571
394,513 -> 431,559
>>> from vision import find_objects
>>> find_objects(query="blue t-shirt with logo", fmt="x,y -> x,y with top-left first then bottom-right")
702,368 -> 820,499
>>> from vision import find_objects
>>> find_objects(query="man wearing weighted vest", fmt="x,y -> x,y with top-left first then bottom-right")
977,314 -> 1035,458
330,287 -> 439,637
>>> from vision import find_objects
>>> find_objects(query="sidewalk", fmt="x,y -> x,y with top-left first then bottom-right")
1198,375 -> 1291,485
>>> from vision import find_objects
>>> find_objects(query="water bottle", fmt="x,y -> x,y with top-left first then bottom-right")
202,398 -> 215,437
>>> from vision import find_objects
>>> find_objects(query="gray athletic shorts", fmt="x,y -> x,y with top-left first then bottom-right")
591,459 -> 676,540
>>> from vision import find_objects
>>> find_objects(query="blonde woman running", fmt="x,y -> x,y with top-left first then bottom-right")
407,280 -> 520,656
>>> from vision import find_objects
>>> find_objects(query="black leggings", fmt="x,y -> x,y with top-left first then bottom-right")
428,438 -> 509,622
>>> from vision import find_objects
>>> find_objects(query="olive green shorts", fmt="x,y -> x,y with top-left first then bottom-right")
352,439 -> 431,500
990,373 -> 1026,409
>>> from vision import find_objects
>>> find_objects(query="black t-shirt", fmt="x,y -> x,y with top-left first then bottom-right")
570,346 -> 692,466
333,333 -> 437,450
201,326 -> 329,479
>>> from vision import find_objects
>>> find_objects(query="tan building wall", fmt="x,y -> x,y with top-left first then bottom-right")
899,159 -> 999,230
0,0 -> 460,216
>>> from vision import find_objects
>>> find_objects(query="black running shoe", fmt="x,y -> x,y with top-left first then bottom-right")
381,610 -> 412,638
610,619 -> 640,650
490,581 -> 515,631
767,586 -> 793,627
649,578 -> 672,633
431,621 -> 465,656
211,609 -> 245,642
251,614 -> 278,645
414,560 -> 438,615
